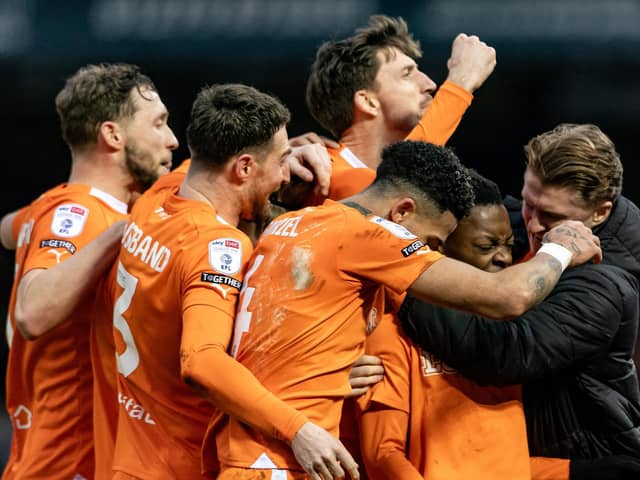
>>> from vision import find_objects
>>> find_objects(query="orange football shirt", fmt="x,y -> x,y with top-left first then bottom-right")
110,181 -> 253,479
357,315 -> 531,480
90,160 -> 190,479
3,184 -> 128,480
214,200 -> 443,472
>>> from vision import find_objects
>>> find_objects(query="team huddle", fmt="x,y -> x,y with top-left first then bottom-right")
2,14 -> 640,480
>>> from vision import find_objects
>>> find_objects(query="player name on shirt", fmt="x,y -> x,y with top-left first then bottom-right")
262,215 -> 303,238
121,221 -> 171,272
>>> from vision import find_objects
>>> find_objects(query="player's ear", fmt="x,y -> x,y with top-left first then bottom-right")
98,121 -> 124,151
353,89 -> 380,117
389,197 -> 417,224
590,200 -> 613,227
232,153 -> 256,183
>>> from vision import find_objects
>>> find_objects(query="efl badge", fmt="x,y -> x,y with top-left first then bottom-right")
369,216 -> 417,240
208,238 -> 242,275
50,204 -> 89,238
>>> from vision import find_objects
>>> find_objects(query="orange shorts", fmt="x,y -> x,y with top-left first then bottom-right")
217,467 -> 309,480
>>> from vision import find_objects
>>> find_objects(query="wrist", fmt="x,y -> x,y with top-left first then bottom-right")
536,242 -> 572,271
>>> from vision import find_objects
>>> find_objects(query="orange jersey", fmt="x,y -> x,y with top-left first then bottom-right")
327,80 -> 473,201
111,183 -> 253,479
90,160 -> 189,480
215,200 -> 443,471
356,315 -> 531,480
3,184 -> 128,480
8,206 -> 31,245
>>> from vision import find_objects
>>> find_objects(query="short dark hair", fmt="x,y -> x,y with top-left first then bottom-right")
373,141 -> 474,220
186,84 -> 291,168
524,123 -> 623,207
55,63 -> 155,149
306,15 -> 421,138
467,169 -> 503,207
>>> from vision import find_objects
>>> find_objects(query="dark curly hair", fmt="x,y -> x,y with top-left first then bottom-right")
306,15 -> 421,138
466,168 -> 503,207
187,83 -> 290,168
55,63 -> 155,149
373,141 -> 474,220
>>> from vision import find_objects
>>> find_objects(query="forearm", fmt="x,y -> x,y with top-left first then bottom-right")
408,252 -> 564,321
359,407 -> 421,480
15,221 -> 125,339
181,303 -> 308,443
183,344 -> 308,443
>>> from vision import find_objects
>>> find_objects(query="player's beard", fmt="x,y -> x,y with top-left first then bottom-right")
125,143 -> 163,193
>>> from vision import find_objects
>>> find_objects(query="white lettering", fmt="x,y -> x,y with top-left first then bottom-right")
121,221 -> 171,273
118,392 -> 156,425
264,216 -> 302,238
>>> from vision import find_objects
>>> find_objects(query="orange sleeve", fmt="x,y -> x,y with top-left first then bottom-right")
406,80 -> 473,145
180,303 -> 308,443
357,316 -> 410,413
338,213 -> 444,295
23,199 -> 111,273
359,406 -> 422,480
530,457 -> 570,480
11,205 -> 31,242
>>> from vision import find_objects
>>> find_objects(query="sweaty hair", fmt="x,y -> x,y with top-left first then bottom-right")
467,168 -> 503,207
306,15 -> 421,138
186,83 -> 291,168
55,63 -> 156,149
524,123 -> 623,207
373,141 -> 474,220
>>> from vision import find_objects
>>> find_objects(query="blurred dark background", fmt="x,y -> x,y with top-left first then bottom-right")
1,0 -> 639,465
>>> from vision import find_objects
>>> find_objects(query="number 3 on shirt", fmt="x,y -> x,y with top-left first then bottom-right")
113,261 -> 140,377
231,254 -> 263,358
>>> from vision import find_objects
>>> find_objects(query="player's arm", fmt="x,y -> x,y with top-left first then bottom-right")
181,304 -> 359,480
14,220 -> 126,339
1,206 -> 29,250
359,406 -> 422,480
401,266 -> 628,386
408,220 -> 601,320
407,34 -> 496,145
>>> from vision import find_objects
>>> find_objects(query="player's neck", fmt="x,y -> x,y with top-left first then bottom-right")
178,173 -> 242,227
341,121 -> 406,169
67,151 -> 133,205
344,190 -> 391,219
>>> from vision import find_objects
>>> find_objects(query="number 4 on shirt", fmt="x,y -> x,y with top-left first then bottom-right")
231,254 -> 264,358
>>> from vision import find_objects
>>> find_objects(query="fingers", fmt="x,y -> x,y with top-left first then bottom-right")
336,446 -> 360,480
325,456 -> 346,479
446,33 -> 496,92
314,459 -> 335,480
351,354 -> 382,368
289,132 -> 340,149
287,143 -> 332,196
349,373 -> 384,388
344,386 -> 369,398
288,157 -> 314,183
